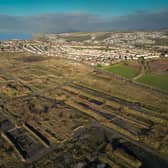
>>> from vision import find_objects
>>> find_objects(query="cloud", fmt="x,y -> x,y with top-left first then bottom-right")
0,10 -> 168,33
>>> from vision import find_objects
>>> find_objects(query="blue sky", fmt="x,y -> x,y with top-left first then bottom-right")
0,0 -> 168,16
0,0 -> 168,33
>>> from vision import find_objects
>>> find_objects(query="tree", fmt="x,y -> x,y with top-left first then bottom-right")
138,56 -> 145,66
124,56 -> 127,61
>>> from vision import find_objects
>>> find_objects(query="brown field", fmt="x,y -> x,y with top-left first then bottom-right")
149,58 -> 168,73
0,52 -> 168,168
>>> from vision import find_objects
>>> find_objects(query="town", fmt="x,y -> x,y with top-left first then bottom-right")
1,31 -> 168,66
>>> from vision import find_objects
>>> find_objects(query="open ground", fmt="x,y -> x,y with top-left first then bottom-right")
0,52 -> 168,168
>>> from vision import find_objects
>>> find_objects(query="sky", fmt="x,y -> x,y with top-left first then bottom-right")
0,0 -> 168,16
0,0 -> 168,33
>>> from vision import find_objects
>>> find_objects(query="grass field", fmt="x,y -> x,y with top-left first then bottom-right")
137,73 -> 168,91
103,63 -> 140,79
62,35 -> 91,42
101,60 -> 168,91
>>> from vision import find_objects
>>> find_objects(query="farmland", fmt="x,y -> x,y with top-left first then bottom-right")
0,52 -> 168,168
101,59 -> 168,91
137,74 -> 168,91
102,62 -> 140,79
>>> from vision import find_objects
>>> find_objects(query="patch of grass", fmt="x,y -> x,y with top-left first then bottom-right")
95,33 -> 112,41
72,47 -> 113,51
137,73 -> 168,91
103,64 -> 139,79
64,35 -> 91,42
16,55 -> 49,62
155,38 -> 168,46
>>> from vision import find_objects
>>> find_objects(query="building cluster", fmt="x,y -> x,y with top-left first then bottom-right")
0,40 -> 24,52
0,40 -> 49,54
48,44 -> 163,66
1,31 -> 168,66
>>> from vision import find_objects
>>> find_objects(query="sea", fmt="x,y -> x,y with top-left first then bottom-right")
0,33 -> 32,41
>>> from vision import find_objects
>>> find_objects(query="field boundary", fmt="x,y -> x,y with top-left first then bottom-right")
95,67 -> 168,95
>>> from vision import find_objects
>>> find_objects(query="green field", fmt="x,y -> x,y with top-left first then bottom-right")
103,64 -> 139,79
63,35 -> 91,42
137,74 -> 168,91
